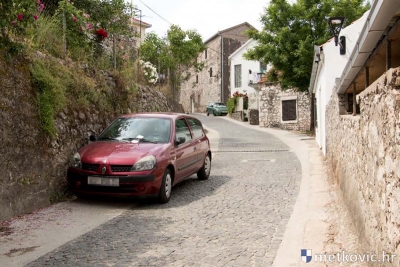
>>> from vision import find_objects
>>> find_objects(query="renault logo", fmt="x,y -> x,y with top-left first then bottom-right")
101,166 -> 107,174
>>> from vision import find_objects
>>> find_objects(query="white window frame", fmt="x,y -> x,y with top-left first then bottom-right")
234,64 -> 242,88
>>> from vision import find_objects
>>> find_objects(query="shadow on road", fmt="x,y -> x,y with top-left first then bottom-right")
134,174 -> 231,209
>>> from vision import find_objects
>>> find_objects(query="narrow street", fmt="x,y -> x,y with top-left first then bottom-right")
4,114 -> 302,267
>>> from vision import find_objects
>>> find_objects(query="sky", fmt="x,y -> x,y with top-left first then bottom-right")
132,0 -> 270,40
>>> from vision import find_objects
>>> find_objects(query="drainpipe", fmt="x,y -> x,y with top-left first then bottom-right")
220,33 -> 224,103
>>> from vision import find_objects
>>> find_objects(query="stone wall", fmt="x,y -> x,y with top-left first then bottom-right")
179,24 -> 251,113
180,37 -> 222,113
259,84 -> 311,131
325,67 -> 400,263
0,57 -> 183,221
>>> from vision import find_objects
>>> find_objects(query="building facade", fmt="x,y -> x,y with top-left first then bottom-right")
179,22 -> 255,113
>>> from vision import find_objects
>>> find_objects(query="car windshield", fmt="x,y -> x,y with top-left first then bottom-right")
215,103 -> 225,107
97,117 -> 172,144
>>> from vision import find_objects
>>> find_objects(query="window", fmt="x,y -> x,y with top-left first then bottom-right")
175,119 -> 192,144
282,100 -> 297,121
187,118 -> 204,139
260,62 -> 267,73
234,64 -> 241,88
205,49 -> 207,59
197,95 -> 200,105
196,75 -> 198,84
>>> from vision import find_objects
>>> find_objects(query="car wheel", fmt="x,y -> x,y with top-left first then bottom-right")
207,111 -> 209,116
158,169 -> 172,203
213,111 -> 216,116
197,153 -> 211,180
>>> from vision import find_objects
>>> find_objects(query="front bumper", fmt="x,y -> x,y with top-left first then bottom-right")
67,170 -> 162,197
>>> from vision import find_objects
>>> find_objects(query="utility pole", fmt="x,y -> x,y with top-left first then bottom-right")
135,8 -> 142,84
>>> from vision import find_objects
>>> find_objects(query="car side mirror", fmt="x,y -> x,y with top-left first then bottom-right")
175,136 -> 185,146
89,135 -> 97,141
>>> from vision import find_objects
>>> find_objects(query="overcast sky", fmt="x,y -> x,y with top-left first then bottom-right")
132,0 -> 270,40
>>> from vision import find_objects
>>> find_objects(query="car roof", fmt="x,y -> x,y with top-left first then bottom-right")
118,112 -> 200,120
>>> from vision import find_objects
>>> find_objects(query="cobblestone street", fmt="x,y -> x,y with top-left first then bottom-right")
27,115 -> 301,267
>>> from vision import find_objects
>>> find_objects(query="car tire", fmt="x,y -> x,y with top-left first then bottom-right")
158,169 -> 172,203
207,111 -> 209,116
197,153 -> 211,180
213,111 -> 216,116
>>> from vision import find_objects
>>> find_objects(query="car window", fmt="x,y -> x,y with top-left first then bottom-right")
187,118 -> 204,139
175,119 -> 192,144
215,103 -> 225,107
97,117 -> 171,143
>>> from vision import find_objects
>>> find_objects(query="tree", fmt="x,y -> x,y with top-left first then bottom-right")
140,25 -> 206,99
244,0 -> 370,91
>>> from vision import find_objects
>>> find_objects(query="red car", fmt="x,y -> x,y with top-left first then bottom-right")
67,113 -> 212,203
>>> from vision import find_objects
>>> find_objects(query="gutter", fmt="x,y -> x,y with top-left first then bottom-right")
308,45 -> 321,94
336,0 -> 400,94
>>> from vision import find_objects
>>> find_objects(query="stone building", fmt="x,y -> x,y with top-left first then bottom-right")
310,1 -> 400,262
258,85 -> 311,131
179,22 -> 255,113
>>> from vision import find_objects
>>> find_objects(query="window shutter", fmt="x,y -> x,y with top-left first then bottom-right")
282,100 -> 297,121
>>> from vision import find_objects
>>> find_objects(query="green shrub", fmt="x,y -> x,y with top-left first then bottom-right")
227,97 -> 237,115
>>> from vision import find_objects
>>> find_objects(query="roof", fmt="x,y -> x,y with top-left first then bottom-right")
336,1 -> 400,94
120,112 -> 190,119
130,18 -> 152,28
204,22 -> 256,44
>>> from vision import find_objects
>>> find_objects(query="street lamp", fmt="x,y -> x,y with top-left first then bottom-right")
328,16 -> 346,55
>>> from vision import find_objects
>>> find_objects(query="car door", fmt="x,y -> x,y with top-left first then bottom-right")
173,118 -> 196,182
187,118 -> 207,171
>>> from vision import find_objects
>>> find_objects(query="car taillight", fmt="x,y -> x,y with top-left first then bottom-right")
75,181 -> 81,188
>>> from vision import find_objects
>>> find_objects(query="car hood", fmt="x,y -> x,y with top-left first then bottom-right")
78,141 -> 168,165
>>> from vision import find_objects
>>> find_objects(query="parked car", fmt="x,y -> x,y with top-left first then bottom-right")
67,113 -> 212,203
206,102 -> 228,116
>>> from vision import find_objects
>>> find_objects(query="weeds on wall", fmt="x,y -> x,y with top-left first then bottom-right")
30,59 -> 68,136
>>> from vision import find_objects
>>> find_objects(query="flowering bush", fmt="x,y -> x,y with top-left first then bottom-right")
139,60 -> 159,84
227,91 -> 248,114
95,28 -> 108,40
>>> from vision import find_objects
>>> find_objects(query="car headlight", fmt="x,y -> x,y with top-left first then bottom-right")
70,152 -> 82,169
131,155 -> 156,171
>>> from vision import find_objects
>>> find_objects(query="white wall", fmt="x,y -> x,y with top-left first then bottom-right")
314,11 -> 369,155
229,40 -> 261,109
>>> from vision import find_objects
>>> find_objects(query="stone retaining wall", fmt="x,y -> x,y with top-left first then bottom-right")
325,67 -> 400,262
0,57 -> 183,221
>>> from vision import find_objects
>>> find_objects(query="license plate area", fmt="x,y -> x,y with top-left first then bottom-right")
88,176 -> 119,187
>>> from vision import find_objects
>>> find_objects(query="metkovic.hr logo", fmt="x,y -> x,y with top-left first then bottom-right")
301,249 -> 312,263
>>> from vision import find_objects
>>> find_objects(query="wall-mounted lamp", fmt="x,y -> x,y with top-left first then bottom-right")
208,67 -> 219,78
328,16 -> 346,55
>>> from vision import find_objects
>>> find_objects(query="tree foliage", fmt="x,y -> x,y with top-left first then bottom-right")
244,0 -> 370,91
140,25 -> 206,97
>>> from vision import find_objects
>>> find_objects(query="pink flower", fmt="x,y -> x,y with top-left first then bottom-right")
17,14 -> 23,21
33,14 -> 38,20
38,4 -> 44,12
11,21 -> 15,25
37,0 -> 41,3
73,17 -> 77,22
87,23 -> 93,30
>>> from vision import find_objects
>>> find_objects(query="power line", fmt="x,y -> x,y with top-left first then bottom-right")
138,0 -> 172,26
